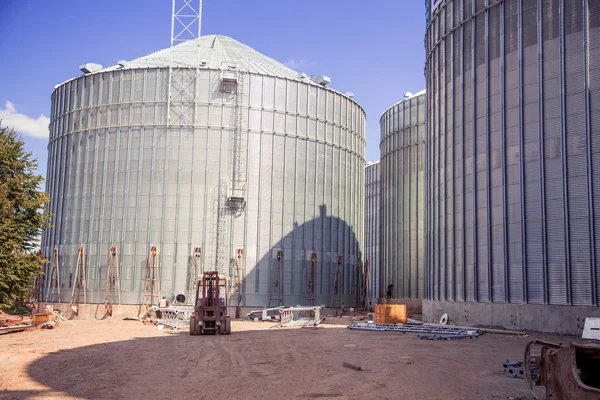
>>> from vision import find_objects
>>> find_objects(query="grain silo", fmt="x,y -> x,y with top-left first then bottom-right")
379,91 -> 426,310
424,0 -> 600,333
42,35 -> 366,310
364,160 -> 381,306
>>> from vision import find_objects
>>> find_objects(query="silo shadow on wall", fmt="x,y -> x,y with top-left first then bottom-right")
243,204 -> 362,309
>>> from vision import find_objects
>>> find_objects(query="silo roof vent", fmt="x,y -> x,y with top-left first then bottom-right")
79,63 -> 103,74
311,74 -> 331,86
298,72 -> 308,80
117,60 -> 127,67
404,91 -> 414,98
345,92 -> 355,98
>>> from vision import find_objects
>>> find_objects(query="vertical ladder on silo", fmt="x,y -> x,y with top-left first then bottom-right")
46,248 -> 60,303
104,245 -> 121,316
231,249 -> 246,317
306,252 -> 317,306
231,68 -> 247,205
188,247 -> 202,304
330,255 -> 343,308
142,245 -> 160,317
268,250 -> 284,307
215,179 -> 230,275
69,246 -> 87,313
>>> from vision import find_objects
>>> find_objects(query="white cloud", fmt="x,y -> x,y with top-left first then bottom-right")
283,59 -> 318,71
0,101 -> 50,139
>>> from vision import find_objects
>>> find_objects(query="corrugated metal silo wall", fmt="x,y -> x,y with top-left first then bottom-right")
424,0 -> 600,330
364,162 -> 381,305
42,67 -> 366,307
380,93 -> 426,301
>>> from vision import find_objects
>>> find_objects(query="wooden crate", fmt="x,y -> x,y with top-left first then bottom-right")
32,313 -> 54,326
374,304 -> 407,324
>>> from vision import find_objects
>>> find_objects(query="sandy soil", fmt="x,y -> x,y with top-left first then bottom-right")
0,316 -> 562,400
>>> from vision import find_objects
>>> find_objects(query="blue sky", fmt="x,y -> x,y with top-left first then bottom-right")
0,0 -> 426,176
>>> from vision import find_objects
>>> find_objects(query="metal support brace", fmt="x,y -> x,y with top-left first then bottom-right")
306,253 -> 317,305
105,245 -> 121,315
142,245 -> 160,316
268,250 -> 284,307
330,255 -> 343,307
45,248 -> 60,303
70,245 -> 87,312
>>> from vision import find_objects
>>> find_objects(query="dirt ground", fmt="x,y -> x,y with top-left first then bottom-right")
0,316 -> 567,400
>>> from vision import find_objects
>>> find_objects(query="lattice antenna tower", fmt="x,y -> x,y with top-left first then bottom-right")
167,0 -> 202,128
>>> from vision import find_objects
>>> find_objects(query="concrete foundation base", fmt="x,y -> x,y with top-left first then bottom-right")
38,303 -> 362,322
41,303 -> 146,320
423,300 -> 600,335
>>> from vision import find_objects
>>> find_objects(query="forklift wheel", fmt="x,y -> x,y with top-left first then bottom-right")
190,316 -> 197,336
225,317 -> 231,335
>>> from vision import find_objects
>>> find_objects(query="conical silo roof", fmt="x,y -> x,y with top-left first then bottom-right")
102,35 -> 301,80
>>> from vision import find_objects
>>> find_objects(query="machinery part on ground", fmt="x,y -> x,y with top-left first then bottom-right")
347,322 -> 479,337
525,340 -> 600,400
503,360 -> 531,380
279,305 -> 325,327
244,307 -> 284,321
149,306 -> 193,330
190,271 -> 231,336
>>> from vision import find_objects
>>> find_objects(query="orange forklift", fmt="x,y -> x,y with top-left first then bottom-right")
190,271 -> 231,335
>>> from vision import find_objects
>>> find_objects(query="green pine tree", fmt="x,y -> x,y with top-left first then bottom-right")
0,123 -> 51,306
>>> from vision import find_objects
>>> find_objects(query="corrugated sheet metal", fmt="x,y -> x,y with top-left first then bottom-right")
42,37 -> 366,306
425,0 -> 600,308
380,92 -> 426,300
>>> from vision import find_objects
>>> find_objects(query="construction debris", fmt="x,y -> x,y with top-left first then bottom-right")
347,322 -> 480,338
149,306 -> 193,330
279,305 -> 324,327
245,307 -> 283,321
0,324 -> 34,335
417,332 -> 479,340
342,362 -> 362,371
421,323 -> 527,336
